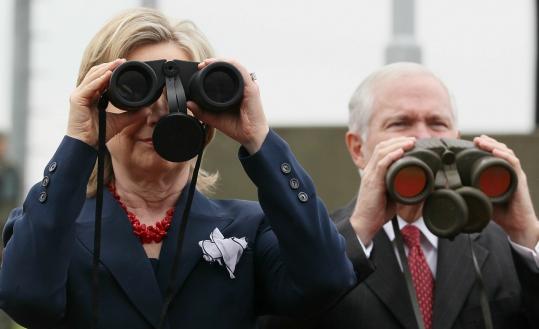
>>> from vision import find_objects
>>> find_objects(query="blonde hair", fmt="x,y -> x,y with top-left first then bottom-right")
82,8 -> 218,197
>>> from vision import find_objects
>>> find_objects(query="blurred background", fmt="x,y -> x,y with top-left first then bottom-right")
0,0 -> 537,327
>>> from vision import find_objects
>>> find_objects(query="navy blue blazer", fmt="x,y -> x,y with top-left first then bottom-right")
0,130 -> 361,329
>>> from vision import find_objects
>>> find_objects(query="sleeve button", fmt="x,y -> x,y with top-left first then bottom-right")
280,163 -> 291,174
38,191 -> 48,203
41,176 -> 50,187
289,178 -> 300,190
298,192 -> 309,203
48,162 -> 57,172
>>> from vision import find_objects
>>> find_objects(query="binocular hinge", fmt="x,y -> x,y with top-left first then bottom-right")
439,163 -> 463,189
165,75 -> 187,114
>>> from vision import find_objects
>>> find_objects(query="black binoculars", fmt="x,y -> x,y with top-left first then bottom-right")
106,59 -> 244,162
386,138 -> 517,239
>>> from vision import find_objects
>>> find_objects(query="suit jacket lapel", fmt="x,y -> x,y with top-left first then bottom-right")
77,190 -> 163,329
334,199 -> 490,329
432,234 -> 489,329
366,231 -> 419,329
334,201 -> 418,329
156,189 -> 233,298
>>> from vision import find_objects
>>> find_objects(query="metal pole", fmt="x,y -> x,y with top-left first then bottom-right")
385,0 -> 422,63
10,0 -> 31,191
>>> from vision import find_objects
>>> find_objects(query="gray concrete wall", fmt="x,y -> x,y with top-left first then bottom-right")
203,127 -> 539,213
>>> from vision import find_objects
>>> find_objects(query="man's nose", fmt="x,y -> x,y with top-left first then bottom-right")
411,124 -> 432,140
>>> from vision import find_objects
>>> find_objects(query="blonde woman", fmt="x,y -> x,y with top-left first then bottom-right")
0,8 -> 363,329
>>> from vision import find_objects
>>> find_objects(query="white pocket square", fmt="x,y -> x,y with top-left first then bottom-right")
198,228 -> 247,279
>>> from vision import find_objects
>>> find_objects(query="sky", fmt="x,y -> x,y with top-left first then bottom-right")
0,0 -> 535,191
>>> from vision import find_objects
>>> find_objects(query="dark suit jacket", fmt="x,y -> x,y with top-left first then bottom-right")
258,199 -> 539,329
0,131 -> 360,329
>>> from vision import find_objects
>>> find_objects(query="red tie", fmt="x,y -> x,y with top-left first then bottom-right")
401,225 -> 434,329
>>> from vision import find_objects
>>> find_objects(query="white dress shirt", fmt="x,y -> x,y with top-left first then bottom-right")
357,216 -> 539,275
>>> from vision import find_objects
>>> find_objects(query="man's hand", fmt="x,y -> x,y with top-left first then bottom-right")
474,135 -> 539,249
350,137 -> 416,245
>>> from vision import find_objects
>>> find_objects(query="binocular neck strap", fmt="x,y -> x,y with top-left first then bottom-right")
165,75 -> 187,115
392,217 -> 426,329
158,133 -> 205,329
91,93 -> 109,329
92,93 -> 208,329
468,235 -> 494,329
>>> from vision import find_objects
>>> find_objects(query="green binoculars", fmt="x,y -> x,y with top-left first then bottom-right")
385,138 -> 517,239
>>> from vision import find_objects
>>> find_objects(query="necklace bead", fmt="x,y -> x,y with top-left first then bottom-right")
108,184 -> 175,244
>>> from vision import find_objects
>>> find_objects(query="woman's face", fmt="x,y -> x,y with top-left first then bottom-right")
106,41 -> 191,176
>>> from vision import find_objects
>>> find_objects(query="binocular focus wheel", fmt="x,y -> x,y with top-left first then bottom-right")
457,186 -> 492,234
152,114 -> 205,162
386,157 -> 435,205
423,189 -> 468,239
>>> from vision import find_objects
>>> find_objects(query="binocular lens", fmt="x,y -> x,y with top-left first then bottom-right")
189,62 -> 244,112
108,61 -> 159,109
477,165 -> 512,198
424,189 -> 468,239
393,166 -> 427,198
386,155 -> 435,204
116,69 -> 152,103
458,187 -> 492,234
203,69 -> 239,103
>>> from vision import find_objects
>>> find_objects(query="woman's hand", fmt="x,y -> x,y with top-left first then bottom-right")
187,58 -> 269,154
67,59 -> 149,148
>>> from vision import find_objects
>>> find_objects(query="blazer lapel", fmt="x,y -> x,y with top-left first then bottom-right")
432,233 -> 489,329
156,189 -> 233,298
365,231 -> 419,329
77,190 -> 163,329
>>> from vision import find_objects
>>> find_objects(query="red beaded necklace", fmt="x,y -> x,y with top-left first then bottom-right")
108,184 -> 175,244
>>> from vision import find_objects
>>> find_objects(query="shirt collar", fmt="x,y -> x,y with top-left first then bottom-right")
383,216 -> 439,249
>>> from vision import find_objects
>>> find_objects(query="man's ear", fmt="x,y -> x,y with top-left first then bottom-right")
345,131 -> 366,169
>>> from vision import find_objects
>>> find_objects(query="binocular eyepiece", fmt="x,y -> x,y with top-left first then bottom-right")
386,138 -> 517,238
104,59 -> 244,162
108,60 -> 244,112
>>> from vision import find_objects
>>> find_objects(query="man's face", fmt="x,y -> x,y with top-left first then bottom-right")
358,72 -> 459,167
